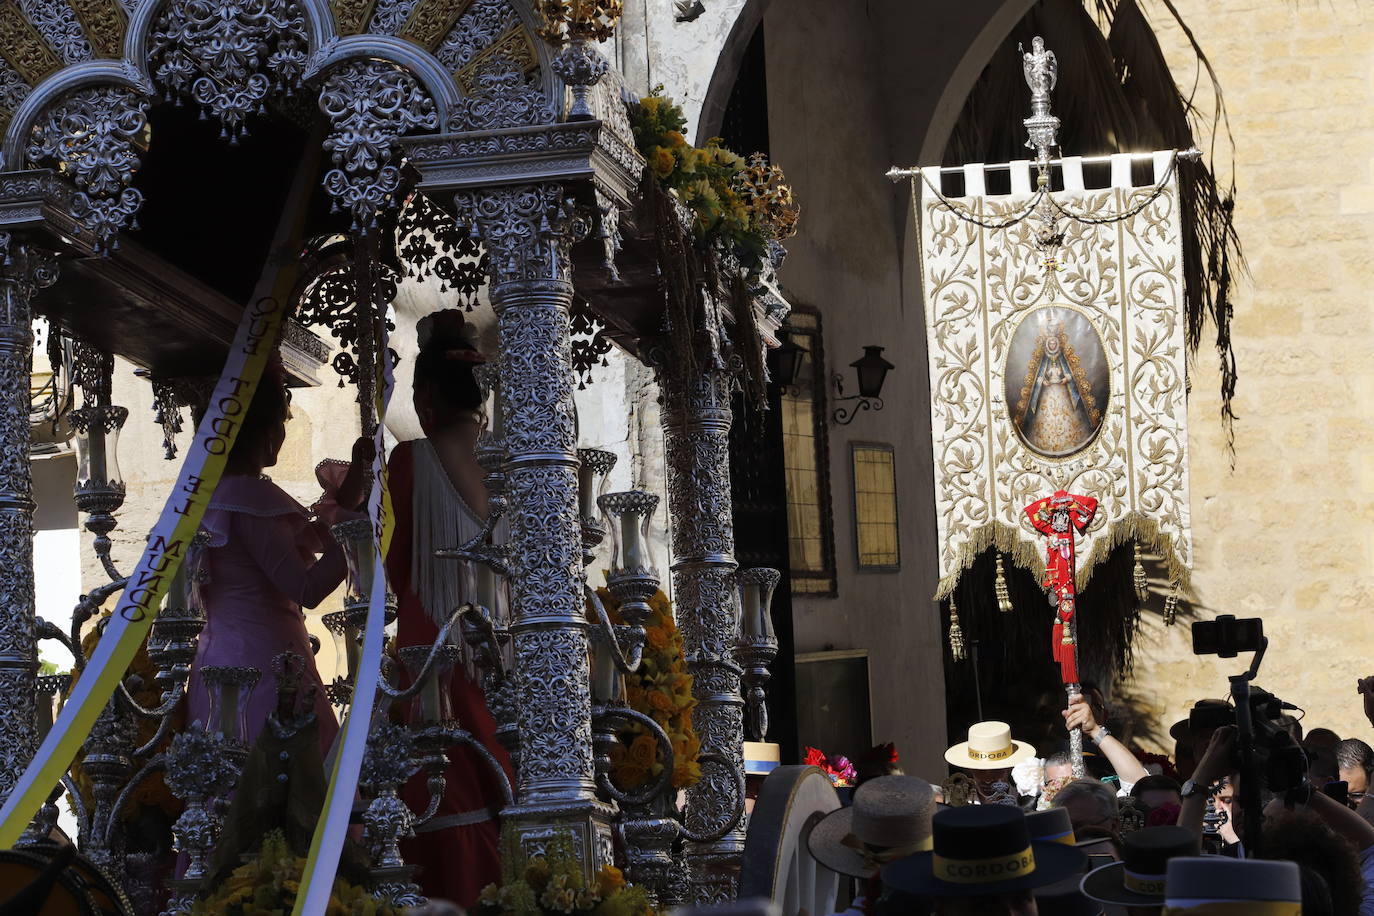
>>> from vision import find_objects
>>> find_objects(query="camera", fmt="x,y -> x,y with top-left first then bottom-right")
1191,616 -> 1307,856
1185,688 -> 1306,794
1192,615 -> 1264,658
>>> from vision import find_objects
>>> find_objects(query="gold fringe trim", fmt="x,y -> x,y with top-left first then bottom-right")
934,512 -> 1191,600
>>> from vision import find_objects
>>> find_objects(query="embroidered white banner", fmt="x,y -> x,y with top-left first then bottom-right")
915,153 -> 1192,597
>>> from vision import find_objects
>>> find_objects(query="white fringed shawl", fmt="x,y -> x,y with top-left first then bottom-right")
410,438 -> 508,632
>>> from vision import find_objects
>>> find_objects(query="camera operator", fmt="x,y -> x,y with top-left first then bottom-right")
1181,724 -> 1374,913
1178,725 -> 1236,842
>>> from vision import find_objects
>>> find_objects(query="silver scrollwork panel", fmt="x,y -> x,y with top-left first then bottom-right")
462,183 -> 603,861
0,238 -> 56,803
318,59 -> 438,230
659,363 -> 747,905
25,87 -> 149,253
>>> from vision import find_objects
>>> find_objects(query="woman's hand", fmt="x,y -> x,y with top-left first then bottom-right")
336,436 -> 376,512
1063,693 -> 1101,739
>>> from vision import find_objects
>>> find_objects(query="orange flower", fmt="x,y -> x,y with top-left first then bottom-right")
615,762 -> 649,788
672,761 -> 701,788
650,147 -> 675,180
644,626 -> 669,650
628,733 -> 658,768
625,686 -> 646,708
597,865 -> 626,896
648,690 -> 675,714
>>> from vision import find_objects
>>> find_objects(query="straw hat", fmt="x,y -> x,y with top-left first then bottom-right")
806,775 -> 935,878
882,805 -> 1086,897
1162,857 -> 1301,915
1080,826 -> 1198,906
944,721 -> 1035,770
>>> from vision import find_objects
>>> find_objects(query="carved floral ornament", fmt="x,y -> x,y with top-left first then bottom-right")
26,85 -> 150,254
149,0 -> 309,142
318,59 -> 438,229
449,55 -> 551,131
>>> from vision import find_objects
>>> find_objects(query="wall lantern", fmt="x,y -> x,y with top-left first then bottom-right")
831,345 -> 893,425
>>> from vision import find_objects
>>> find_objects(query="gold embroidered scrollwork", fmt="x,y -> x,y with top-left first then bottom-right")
0,2 -> 62,84
64,0 -> 127,58
397,0 -> 474,51
454,24 -> 537,94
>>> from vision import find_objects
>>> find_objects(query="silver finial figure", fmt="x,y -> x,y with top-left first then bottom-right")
1021,36 -> 1061,175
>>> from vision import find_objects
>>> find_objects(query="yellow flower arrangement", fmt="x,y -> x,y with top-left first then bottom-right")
592,586 -> 701,792
478,830 -> 656,916
191,830 -> 400,916
629,91 -> 796,272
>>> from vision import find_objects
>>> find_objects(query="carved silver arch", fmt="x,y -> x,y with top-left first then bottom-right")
0,61 -> 152,171
123,0 -> 336,82
304,35 -> 461,128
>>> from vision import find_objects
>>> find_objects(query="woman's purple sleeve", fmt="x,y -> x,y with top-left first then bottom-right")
236,513 -> 348,609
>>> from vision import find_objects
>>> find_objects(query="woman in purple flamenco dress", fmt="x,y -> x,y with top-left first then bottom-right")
184,364 -> 370,754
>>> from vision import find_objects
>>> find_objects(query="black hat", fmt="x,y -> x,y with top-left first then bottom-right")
1169,699 -> 1232,742
1080,825 -> 1199,906
882,805 -> 1086,897
1025,808 -> 1076,846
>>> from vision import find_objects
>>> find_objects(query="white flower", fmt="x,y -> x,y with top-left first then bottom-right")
1012,757 -> 1044,797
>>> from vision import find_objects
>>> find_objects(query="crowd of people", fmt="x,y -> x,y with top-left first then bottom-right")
808,684 -> 1374,915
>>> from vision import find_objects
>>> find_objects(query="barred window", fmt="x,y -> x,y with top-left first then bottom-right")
780,309 -> 836,595
851,442 -> 899,570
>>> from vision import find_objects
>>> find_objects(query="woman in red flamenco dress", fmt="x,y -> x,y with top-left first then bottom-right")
387,310 -> 514,907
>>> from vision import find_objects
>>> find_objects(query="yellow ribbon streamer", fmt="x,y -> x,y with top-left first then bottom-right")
0,295 -> 285,848
291,286 -> 395,916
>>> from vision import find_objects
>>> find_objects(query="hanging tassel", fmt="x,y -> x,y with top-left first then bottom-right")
1164,581 -> 1180,626
995,554 -> 1013,613
1060,636 -> 1079,684
1051,606 -> 1063,663
1060,605 -> 1078,682
1133,541 -> 1148,603
948,598 -> 967,661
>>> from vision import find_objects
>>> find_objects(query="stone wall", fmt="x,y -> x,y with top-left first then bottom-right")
1125,1 -> 1374,747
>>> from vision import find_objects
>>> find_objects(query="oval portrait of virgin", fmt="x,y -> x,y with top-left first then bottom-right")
1004,306 -> 1109,458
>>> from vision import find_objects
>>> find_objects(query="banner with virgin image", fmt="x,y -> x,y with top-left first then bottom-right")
913,152 -> 1192,597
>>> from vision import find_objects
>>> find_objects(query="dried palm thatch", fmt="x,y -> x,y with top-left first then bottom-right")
944,0 -> 1242,449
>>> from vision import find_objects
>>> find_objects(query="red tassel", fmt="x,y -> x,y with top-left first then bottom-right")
1061,651 -> 1078,684
1052,619 -> 1063,663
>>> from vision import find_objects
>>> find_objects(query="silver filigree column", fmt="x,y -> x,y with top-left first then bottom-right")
457,183 -> 613,869
0,239 -> 56,801
658,361 -> 746,904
